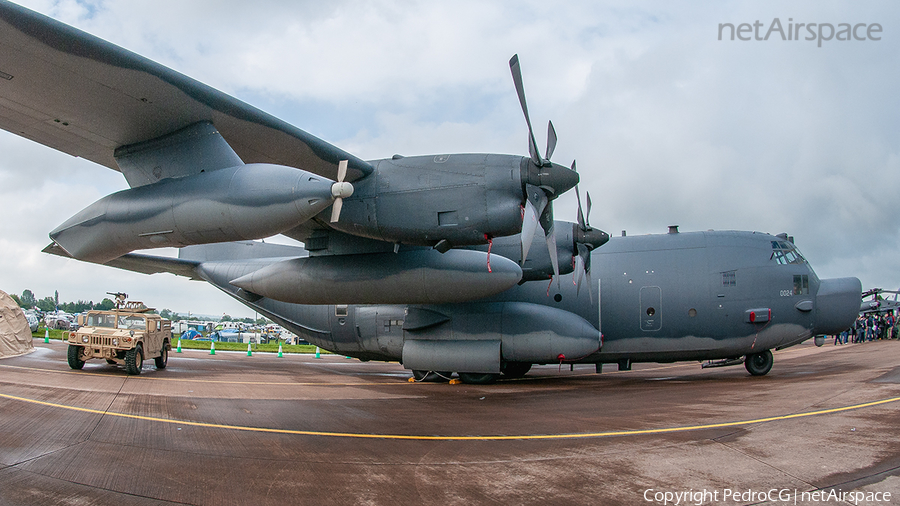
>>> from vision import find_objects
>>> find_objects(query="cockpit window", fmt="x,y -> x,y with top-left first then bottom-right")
771,241 -> 807,265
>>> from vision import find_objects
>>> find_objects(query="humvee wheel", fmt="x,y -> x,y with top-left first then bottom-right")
745,349 -> 773,376
155,344 -> 168,369
67,345 -> 85,370
125,344 -> 143,375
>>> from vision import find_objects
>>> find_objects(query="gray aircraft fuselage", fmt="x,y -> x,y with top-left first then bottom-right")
188,228 -> 860,373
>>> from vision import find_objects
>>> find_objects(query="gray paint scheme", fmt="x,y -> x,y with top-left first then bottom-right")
3,1 -> 863,381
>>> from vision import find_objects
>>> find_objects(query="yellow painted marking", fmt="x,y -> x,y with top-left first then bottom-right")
0,391 -> 897,441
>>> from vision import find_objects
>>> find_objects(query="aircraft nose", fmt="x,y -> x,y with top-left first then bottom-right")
814,277 -> 862,335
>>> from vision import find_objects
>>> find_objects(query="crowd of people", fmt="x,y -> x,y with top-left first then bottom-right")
833,312 -> 897,345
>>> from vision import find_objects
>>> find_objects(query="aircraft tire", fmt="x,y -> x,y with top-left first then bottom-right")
744,349 -> 773,376
500,362 -> 532,378
155,344 -> 168,369
411,370 -> 451,382
125,344 -> 143,375
67,345 -> 85,370
457,372 -> 499,385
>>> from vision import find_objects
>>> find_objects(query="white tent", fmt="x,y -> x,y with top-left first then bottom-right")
0,289 -> 33,358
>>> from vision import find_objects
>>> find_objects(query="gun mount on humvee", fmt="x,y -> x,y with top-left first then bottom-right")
67,294 -> 171,375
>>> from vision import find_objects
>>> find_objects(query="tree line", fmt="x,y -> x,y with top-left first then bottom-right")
10,289 -> 116,313
11,289 -> 266,324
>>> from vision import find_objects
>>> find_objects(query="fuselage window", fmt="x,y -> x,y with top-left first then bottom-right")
793,274 -> 810,295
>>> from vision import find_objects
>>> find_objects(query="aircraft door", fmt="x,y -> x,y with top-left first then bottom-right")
354,306 -> 378,353
330,305 -> 361,353
640,286 -> 662,331
375,307 -> 405,358
353,306 -> 405,358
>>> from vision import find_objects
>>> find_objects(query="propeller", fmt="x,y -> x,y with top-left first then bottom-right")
571,160 -> 608,301
510,54 -> 577,285
330,160 -> 354,223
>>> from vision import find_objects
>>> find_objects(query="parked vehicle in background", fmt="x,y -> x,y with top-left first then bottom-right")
25,314 -> 39,332
67,298 -> 171,375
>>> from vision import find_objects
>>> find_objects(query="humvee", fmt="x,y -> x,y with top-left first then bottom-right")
67,300 -> 172,375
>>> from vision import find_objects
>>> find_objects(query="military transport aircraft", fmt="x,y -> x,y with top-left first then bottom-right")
861,288 -> 900,315
0,1 -> 862,383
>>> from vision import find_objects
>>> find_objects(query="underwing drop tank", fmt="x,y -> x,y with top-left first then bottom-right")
50,164 -> 337,263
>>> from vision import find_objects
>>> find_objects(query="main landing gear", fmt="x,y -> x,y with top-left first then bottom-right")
411,362 -> 534,385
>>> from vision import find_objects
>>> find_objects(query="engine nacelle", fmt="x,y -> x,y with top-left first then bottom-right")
328,154 -> 528,247
50,164 -> 334,263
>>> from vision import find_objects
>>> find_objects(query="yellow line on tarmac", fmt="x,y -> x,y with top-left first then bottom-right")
0,392 -> 897,441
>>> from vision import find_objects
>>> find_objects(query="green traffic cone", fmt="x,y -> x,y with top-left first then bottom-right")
210,341 -> 216,355
44,328 -> 49,343
176,339 -> 182,353
315,347 -> 320,359
277,343 -> 283,358
247,343 -> 252,357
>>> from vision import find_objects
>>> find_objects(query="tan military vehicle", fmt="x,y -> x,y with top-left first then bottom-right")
67,299 -> 171,375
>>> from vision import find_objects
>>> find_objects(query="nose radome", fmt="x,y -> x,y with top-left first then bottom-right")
814,277 -> 862,335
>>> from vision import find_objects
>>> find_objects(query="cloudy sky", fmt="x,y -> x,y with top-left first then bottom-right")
1,0 -> 898,318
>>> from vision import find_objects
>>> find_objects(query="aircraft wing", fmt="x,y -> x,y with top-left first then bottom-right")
0,1 -> 372,185
42,242 -> 203,280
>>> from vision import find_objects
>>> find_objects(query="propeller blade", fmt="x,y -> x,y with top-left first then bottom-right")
509,54 -> 542,166
574,243 -> 586,295
521,199 -> 538,263
545,121 -> 557,161
330,197 -> 344,223
571,161 -> 587,229
329,160 -> 354,223
336,159 -> 348,182
540,201 -> 559,286
585,191 -> 592,227
522,184 -> 548,263
584,261 -> 593,305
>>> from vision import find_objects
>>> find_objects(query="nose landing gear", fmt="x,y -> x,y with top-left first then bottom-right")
744,349 -> 774,376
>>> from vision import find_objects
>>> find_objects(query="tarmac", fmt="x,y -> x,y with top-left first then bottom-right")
1,339 -> 899,506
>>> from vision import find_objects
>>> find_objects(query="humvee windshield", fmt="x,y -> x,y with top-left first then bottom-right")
86,313 -> 147,329
119,315 -> 147,330
87,313 -> 117,328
